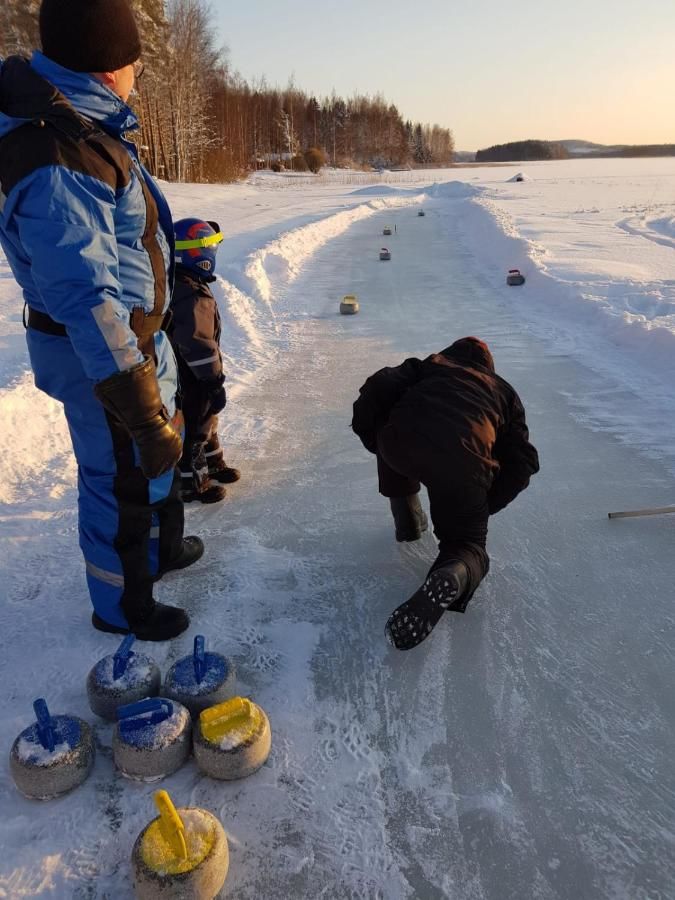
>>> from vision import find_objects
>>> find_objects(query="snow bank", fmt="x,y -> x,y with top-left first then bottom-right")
457,159 -> 675,396
427,180 -> 480,199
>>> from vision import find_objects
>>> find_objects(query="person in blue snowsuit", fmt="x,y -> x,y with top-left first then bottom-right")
0,0 -> 202,640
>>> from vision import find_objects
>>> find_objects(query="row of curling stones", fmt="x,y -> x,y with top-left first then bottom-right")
87,634 -> 235,720
10,699 -> 95,800
133,790 -> 228,900
113,694 -> 271,782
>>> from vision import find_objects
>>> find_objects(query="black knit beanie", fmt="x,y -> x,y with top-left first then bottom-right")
40,0 -> 142,73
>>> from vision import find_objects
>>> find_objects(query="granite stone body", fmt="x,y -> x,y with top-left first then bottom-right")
163,653 -> 235,718
87,652 -> 161,721
10,716 -> 95,800
132,808 -> 229,899
193,705 -> 271,780
113,701 -> 192,782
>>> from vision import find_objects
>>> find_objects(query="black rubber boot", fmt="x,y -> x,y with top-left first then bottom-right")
385,560 -> 469,651
181,483 -> 227,504
154,535 -> 204,581
209,464 -> 241,484
92,602 -> 190,642
390,494 -> 429,542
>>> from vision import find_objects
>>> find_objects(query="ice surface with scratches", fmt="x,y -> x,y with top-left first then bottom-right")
1,159 -> 675,898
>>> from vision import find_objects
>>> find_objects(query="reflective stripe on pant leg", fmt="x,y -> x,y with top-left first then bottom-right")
27,330 -> 172,628
27,331 -> 132,626
204,418 -> 227,472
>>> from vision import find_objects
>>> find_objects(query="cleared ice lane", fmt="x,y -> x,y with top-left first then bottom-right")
79,199 -> 675,899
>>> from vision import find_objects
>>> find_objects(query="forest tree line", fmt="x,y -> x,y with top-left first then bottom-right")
1,0 -> 455,182
476,140 -> 569,162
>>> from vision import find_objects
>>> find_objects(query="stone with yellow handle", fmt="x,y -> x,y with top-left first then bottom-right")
193,696 -> 272,780
132,790 -> 229,899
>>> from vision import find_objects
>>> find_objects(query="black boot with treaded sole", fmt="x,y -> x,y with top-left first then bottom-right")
385,560 -> 469,651
92,602 -> 190,642
154,535 -> 204,582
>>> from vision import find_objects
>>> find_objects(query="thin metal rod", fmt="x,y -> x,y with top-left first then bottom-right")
608,506 -> 675,519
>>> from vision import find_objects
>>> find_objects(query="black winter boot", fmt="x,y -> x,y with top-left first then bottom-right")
92,602 -> 190,642
209,464 -> 241,484
385,560 -> 469,651
390,494 -> 429,542
181,482 -> 227,504
154,535 -> 204,581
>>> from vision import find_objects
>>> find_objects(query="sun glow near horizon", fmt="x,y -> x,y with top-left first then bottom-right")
214,0 -> 675,151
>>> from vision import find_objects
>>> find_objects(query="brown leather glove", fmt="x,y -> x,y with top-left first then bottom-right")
94,357 -> 182,479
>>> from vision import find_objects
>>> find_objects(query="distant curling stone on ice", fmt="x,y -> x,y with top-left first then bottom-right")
340,294 -> 359,315
507,268 -> 526,286
113,698 -> 192,782
10,698 -> 95,800
417,209 -> 426,216
132,790 -> 229,900
194,697 -> 271,780
164,635 -> 235,717
379,247 -> 391,260
87,635 -> 161,721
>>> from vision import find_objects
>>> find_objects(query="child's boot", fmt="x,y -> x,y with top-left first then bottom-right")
205,433 -> 241,483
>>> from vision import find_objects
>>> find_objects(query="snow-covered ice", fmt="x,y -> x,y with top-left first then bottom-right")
1,158 -> 674,897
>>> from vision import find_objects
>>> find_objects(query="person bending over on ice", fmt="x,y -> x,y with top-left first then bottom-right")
170,219 -> 240,503
352,337 -> 539,650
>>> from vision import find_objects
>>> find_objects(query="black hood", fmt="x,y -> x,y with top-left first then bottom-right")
0,56 -> 77,136
440,337 -> 495,372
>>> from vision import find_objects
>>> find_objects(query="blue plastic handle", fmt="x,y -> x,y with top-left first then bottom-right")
117,697 -> 173,732
33,698 -> 56,752
193,635 -> 206,683
113,634 -> 136,680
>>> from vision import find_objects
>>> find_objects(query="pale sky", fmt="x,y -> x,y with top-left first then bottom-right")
214,0 -> 675,150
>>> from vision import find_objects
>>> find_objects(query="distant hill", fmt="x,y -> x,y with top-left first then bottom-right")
474,139 -> 675,162
558,139 -> 624,154
558,140 -> 675,158
476,140 -> 569,162
453,150 -> 477,163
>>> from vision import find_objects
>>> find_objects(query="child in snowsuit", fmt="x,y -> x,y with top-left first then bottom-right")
352,336 -> 539,650
170,218 -> 240,503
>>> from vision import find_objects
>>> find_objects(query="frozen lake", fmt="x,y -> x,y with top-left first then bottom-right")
1,169 -> 675,898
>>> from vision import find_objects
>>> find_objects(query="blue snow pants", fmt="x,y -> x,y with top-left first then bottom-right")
27,329 -> 184,628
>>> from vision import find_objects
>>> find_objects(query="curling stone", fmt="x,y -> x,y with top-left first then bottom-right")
132,790 -> 229,900
9,698 -> 95,800
340,294 -> 359,315
507,268 -> 526,286
113,698 -> 191,782
87,635 -> 161,721
164,636 -> 235,717
193,697 -> 271,780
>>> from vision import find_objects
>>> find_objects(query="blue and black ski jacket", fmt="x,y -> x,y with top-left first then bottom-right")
0,52 -> 177,407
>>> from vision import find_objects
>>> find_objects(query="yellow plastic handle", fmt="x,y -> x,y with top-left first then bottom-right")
154,790 -> 188,861
200,697 -> 252,742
